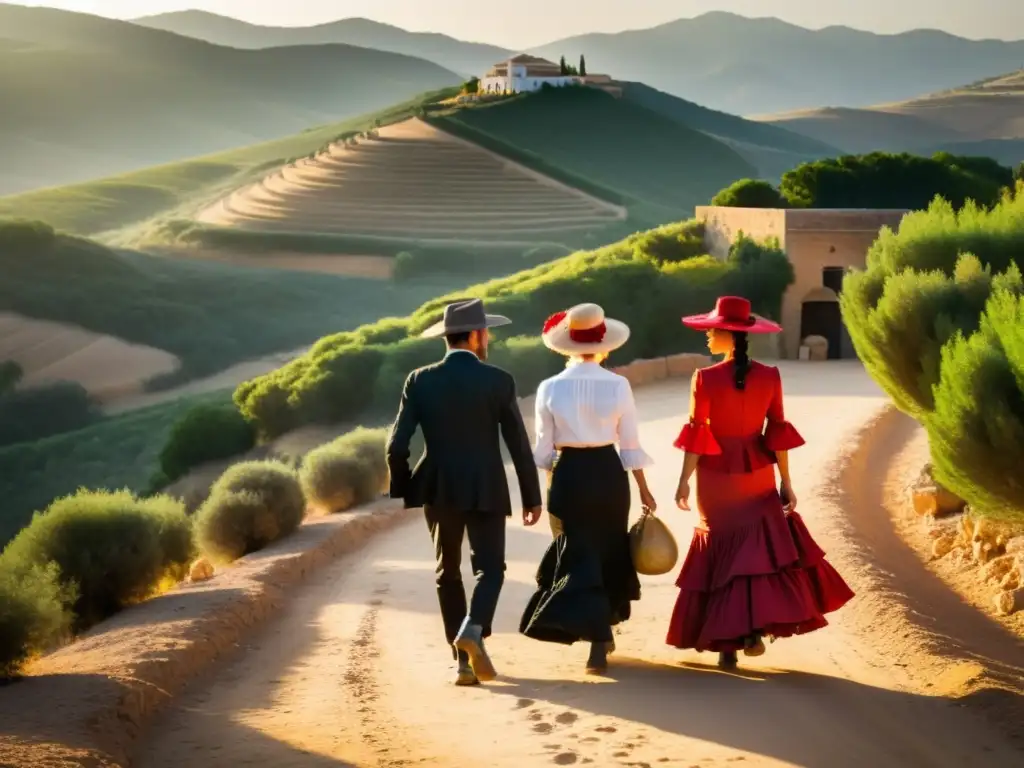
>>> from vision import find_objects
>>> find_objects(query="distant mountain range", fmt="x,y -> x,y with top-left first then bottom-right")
133,10 -> 507,78
757,70 -> 1024,168
136,10 -> 1024,116
0,4 -> 461,195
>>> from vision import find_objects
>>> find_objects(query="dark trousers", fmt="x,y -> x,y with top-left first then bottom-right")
424,505 -> 506,659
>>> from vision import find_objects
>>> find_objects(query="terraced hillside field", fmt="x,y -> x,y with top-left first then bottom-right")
197,118 -> 625,242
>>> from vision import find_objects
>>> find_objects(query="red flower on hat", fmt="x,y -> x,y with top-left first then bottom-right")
542,311 -> 567,334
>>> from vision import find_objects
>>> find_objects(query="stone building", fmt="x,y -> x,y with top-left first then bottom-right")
696,206 -> 908,360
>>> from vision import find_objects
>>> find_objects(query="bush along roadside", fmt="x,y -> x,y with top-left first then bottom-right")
193,460 -> 306,564
300,427 -> 389,514
841,182 -> 1024,529
0,488 -> 194,675
0,418 -> 397,677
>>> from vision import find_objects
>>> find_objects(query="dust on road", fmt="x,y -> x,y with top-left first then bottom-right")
135,363 -> 1023,767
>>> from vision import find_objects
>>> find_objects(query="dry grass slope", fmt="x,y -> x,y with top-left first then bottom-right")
756,70 -> 1024,163
197,118 -> 625,241
0,312 -> 179,401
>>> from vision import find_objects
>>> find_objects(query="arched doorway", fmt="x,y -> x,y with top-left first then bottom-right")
800,287 -> 842,360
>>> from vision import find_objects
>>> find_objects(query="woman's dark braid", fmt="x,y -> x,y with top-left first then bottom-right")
732,331 -> 750,390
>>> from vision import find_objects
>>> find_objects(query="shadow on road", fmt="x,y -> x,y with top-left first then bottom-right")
491,655 -> 1019,766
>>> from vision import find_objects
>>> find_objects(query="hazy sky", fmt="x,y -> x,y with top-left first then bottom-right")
16,1 -> 1024,47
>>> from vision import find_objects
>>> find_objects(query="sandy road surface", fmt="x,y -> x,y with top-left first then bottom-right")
135,363 -> 1022,767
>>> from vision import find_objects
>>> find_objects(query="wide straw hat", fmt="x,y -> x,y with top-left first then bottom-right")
541,303 -> 630,356
681,296 -> 782,334
420,298 -> 512,338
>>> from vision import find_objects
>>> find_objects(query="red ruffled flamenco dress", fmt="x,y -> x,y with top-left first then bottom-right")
665,360 -> 854,654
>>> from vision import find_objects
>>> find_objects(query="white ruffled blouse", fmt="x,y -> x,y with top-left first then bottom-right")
532,361 -> 654,471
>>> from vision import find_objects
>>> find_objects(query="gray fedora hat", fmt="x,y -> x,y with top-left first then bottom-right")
420,298 -> 512,339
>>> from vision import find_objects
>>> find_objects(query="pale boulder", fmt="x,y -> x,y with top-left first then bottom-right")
980,554 -> 1016,584
803,335 -> 828,362
188,557 -> 215,583
999,564 -> 1021,592
993,587 -> 1024,616
909,465 -> 965,518
971,517 -> 1010,564
931,533 -> 958,560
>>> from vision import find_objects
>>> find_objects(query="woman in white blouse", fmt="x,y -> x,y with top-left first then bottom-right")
518,303 -> 656,675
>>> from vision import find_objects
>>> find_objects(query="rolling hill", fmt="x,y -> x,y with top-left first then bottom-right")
0,3 -> 461,196
197,118 -> 626,242
427,87 -> 757,224
132,9 -> 508,77
529,12 -> 1024,116
757,70 -> 1024,166
618,82 -> 840,179
0,81 -> 826,241
0,89 -> 459,237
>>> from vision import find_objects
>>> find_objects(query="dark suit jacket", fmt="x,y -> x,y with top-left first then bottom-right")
385,350 -> 542,515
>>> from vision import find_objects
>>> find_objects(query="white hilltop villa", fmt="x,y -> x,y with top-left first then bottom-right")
478,54 -> 621,97
480,54 -> 574,93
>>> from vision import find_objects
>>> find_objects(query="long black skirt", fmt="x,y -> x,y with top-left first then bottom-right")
519,445 -> 641,645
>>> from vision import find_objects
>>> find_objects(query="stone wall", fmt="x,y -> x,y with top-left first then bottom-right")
695,206 -> 786,259
697,207 -> 909,359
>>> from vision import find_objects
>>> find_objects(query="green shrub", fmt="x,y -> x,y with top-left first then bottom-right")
0,382 -> 102,447
194,460 -> 306,563
159,401 -> 257,483
844,256 -> 1022,416
780,152 -> 1014,210
0,561 -> 70,678
841,190 -> 1024,416
300,427 -> 388,513
927,289 -> 1024,526
288,345 -> 385,428
1,490 -> 193,629
631,220 -> 706,264
711,179 -> 788,208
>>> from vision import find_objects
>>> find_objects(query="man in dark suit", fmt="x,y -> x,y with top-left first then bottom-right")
386,298 -> 543,686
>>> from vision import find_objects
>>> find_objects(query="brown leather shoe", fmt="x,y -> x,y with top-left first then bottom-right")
454,659 -> 479,686
453,620 -> 497,682
743,634 -> 766,657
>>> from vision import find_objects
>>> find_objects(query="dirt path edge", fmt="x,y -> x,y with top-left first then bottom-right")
0,501 -> 415,768
834,404 -> 1024,747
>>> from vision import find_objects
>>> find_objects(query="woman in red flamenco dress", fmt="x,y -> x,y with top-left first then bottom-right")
666,296 -> 854,669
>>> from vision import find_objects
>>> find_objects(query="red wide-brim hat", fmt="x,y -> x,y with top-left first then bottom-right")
682,295 -> 782,334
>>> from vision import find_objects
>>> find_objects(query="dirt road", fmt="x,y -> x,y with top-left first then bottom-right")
135,363 -> 1023,767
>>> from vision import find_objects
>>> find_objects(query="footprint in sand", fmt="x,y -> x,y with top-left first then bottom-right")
553,753 -> 579,765
516,698 -> 536,709
555,712 -> 579,725
534,722 -> 554,734
595,725 -> 617,734
528,710 -> 544,722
